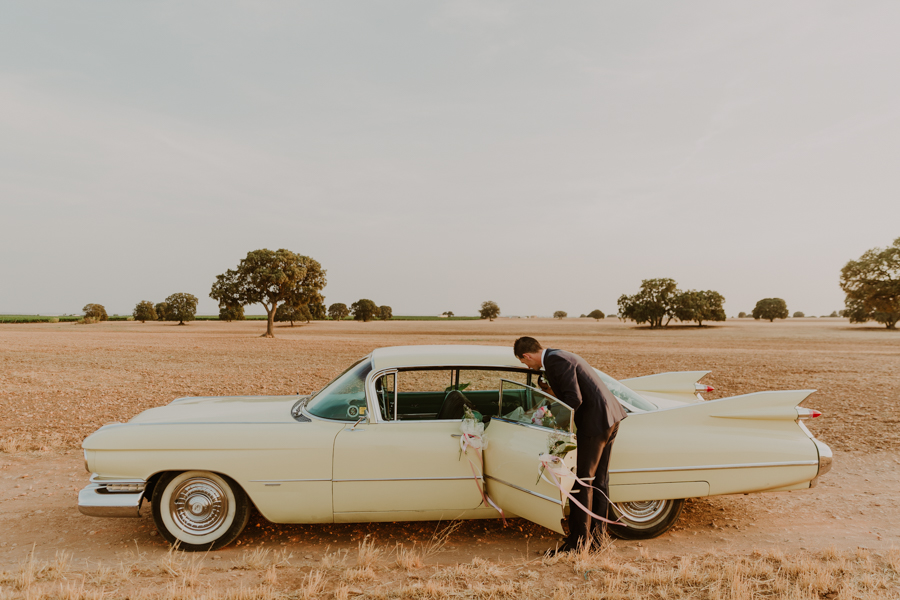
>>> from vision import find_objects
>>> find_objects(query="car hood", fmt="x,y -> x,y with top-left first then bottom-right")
127,395 -> 306,425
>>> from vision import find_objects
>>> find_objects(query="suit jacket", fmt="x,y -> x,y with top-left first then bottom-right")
542,349 -> 627,437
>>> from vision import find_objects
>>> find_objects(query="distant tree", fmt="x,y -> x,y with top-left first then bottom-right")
83,304 -> 108,321
275,303 -> 311,326
155,302 -> 169,321
442,311 -> 455,318
219,303 -> 245,322
351,299 -> 378,322
673,290 -> 727,327
132,301 -> 156,323
210,249 -> 326,338
328,303 -> 349,321
587,309 -> 605,321
752,298 -> 789,322
793,311 -> 805,318
553,311 -> 567,319
617,278 -> 679,328
165,293 -> 198,325
828,311 -> 839,318
378,305 -> 393,321
479,301 -> 500,321
308,301 -> 327,320
738,311 -> 748,319
839,237 -> 900,329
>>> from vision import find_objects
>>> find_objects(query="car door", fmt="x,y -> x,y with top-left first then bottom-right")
331,370 -> 484,519
483,380 -> 577,535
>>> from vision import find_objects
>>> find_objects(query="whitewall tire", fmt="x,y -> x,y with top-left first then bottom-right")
151,471 -> 250,551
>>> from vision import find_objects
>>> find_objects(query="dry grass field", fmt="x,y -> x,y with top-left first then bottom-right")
1,318 -> 898,598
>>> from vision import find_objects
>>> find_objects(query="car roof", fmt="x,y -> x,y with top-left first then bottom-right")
370,345 -> 523,371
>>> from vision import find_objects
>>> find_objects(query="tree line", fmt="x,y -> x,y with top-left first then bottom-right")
75,237 -> 897,335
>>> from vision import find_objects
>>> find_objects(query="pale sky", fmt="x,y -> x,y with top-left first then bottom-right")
2,2 -> 898,317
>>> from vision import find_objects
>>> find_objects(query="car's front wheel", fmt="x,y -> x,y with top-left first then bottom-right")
151,471 -> 250,551
607,498 -> 684,540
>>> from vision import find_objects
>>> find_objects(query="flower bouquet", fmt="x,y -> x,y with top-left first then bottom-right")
531,405 -> 558,429
537,430 -> 576,484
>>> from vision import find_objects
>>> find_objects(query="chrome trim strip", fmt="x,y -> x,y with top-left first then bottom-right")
90,475 -> 147,485
249,478 -> 331,483
334,476 -> 480,483
610,460 -> 818,474
485,475 -> 562,505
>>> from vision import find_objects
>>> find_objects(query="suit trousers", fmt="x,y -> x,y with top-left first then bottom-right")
566,423 -> 620,546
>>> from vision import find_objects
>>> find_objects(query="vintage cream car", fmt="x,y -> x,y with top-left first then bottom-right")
79,345 -> 832,550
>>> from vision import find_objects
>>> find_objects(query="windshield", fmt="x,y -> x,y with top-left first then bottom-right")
306,357 -> 372,421
593,368 -> 657,411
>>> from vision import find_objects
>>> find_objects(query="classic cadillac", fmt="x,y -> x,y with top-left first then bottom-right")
79,345 -> 832,550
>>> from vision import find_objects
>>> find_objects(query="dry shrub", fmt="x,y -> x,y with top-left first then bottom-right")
886,547 -> 900,574
319,547 -> 348,570
1,436 -> 23,454
158,546 -> 205,585
394,544 -> 425,570
333,583 -> 350,600
297,570 -> 325,600
342,566 -> 376,583
421,520 -> 462,558
235,548 -> 271,571
356,536 -> 381,568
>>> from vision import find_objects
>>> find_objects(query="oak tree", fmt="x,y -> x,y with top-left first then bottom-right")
328,303 -> 349,321
155,302 -> 169,321
378,305 -> 393,321
165,293 -> 198,325
587,309 -> 605,321
479,301 -> 500,321
133,301 -> 157,323
553,311 -> 567,319
617,278 -> 679,328
673,290 -> 726,327
83,304 -> 108,321
752,298 -> 789,322
351,299 -> 378,322
219,304 -> 245,322
210,249 -> 326,338
839,237 -> 900,329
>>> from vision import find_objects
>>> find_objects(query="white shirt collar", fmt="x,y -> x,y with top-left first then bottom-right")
540,348 -> 547,370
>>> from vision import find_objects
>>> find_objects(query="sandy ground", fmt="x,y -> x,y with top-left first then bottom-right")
0,318 -> 898,575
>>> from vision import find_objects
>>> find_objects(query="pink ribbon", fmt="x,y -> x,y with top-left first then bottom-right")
460,433 -> 507,525
539,454 -> 623,527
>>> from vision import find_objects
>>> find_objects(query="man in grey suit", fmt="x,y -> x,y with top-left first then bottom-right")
513,336 -> 627,554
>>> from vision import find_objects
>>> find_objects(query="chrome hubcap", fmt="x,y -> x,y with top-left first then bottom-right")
170,477 -> 229,535
613,500 -> 669,526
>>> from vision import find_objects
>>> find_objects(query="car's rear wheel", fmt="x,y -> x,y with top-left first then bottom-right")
607,498 -> 684,540
151,471 -> 250,551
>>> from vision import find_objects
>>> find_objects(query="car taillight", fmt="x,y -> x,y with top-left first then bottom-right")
694,384 -> 715,392
797,408 -> 822,419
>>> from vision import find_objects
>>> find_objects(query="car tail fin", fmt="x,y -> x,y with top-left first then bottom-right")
706,390 -> 817,421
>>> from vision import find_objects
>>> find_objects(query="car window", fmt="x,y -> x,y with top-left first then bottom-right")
306,358 -> 372,421
497,379 -> 574,433
385,368 -> 532,421
593,368 -> 658,412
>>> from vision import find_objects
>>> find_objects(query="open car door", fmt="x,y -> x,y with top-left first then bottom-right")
483,380 -> 577,534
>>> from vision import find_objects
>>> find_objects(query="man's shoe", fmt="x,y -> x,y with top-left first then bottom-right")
544,541 -> 578,557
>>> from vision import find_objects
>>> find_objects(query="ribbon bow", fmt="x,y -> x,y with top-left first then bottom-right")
538,453 -> 622,526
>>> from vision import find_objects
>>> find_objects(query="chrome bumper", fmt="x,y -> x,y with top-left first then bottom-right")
809,438 -> 833,488
78,483 -> 144,518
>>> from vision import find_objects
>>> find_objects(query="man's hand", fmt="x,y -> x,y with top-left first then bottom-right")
537,375 -> 555,397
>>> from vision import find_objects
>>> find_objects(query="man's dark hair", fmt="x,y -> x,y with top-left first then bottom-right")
513,336 -> 542,358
